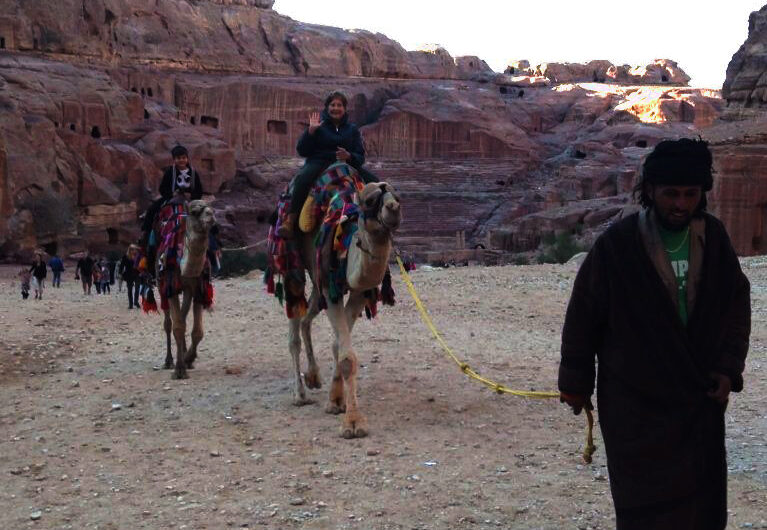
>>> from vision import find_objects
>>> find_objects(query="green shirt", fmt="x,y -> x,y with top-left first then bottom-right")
658,225 -> 690,325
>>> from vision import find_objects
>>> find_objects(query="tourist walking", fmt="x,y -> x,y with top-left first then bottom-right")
18,267 -> 31,300
75,250 -> 95,295
119,244 -> 140,309
99,259 -> 111,294
558,139 -> 751,530
49,254 -> 64,287
29,251 -> 47,300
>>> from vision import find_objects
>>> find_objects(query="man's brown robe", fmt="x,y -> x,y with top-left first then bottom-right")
559,210 -> 750,529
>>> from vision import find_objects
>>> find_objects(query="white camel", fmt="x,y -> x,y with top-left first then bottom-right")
289,180 -> 401,438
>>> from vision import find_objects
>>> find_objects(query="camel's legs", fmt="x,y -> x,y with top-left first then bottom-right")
326,292 -> 368,438
169,295 -> 188,380
289,316 -> 312,405
186,302 -> 203,369
301,289 -> 322,390
163,309 -> 173,369
325,326 -> 345,415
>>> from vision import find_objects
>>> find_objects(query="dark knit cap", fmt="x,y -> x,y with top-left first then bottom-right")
171,145 -> 188,158
642,138 -> 713,191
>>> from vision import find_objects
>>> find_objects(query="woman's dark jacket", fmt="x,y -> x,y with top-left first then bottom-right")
29,262 -> 47,279
296,110 -> 365,169
119,255 -> 138,282
558,211 -> 750,512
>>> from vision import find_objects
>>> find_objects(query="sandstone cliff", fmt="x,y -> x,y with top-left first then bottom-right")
723,4 -> 767,108
0,0 -> 729,261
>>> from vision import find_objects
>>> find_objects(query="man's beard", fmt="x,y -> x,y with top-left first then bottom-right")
656,210 -> 692,231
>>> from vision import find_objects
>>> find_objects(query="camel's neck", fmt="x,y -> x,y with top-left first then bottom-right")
346,222 -> 391,291
181,225 -> 209,278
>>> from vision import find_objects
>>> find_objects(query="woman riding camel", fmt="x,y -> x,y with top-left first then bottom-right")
277,91 -> 378,239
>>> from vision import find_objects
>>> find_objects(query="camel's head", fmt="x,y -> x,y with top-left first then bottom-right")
187,200 -> 216,233
358,182 -> 401,234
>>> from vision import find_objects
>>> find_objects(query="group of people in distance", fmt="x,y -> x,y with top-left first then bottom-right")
19,248 -> 143,309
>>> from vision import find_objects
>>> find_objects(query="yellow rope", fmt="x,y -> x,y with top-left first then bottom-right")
394,254 -> 597,463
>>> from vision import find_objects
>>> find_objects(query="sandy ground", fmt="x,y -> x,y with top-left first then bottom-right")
0,261 -> 765,530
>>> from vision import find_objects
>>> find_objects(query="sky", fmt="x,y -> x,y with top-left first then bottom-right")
273,0 -> 766,88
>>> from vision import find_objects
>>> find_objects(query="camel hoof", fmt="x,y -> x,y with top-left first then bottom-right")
172,371 -> 189,380
293,397 -> 315,407
304,371 -> 322,390
325,402 -> 345,415
339,422 -> 368,439
341,428 -> 354,439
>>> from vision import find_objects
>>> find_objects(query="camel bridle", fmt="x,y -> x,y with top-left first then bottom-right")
361,183 -> 400,233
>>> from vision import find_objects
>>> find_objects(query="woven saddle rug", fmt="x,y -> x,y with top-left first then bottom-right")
265,162 -> 394,318
153,202 -> 213,312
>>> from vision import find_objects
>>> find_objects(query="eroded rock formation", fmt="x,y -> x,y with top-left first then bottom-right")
505,59 -> 690,86
0,0 -> 732,261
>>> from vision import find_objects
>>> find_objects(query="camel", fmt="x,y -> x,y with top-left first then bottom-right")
156,199 -> 216,380
288,178 -> 401,438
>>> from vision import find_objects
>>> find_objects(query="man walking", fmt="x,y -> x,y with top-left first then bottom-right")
49,254 -> 64,287
75,250 -> 95,295
558,138 -> 751,530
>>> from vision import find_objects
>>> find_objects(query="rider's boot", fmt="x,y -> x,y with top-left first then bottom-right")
276,213 -> 297,239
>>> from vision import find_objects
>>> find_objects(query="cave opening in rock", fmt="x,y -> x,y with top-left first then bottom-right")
140,88 -> 145,96
574,149 -> 587,159
680,101 -> 695,123
144,109 -> 149,119
33,38 -> 38,50
190,116 -> 196,125
42,242 -> 58,256
495,180 -> 505,186
635,139 -> 648,148
499,86 -> 507,94
131,87 -> 137,93
267,120 -> 288,135
0,37 -> 5,49
91,126 -> 101,138
147,87 -> 153,97
200,115 -> 219,128
518,89 -> 525,98
661,75 -> 668,82
106,228 -> 118,245
469,61 -> 474,67
69,123 -> 76,131
54,121 -> 59,128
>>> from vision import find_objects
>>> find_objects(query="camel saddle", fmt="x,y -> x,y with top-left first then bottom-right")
153,201 -> 213,311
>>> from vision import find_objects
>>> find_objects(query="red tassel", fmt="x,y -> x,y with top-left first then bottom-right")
205,283 -> 215,308
142,289 -> 159,314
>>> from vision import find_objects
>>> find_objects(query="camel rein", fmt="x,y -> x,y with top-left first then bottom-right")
392,247 -> 597,464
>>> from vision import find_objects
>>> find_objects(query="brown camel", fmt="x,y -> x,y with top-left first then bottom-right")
158,200 -> 216,380
289,181 -> 401,438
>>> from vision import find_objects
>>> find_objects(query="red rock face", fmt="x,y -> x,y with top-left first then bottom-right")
0,0 -> 729,260
707,139 -> 767,256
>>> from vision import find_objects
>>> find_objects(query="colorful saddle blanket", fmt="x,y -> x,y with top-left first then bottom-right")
264,162 -> 394,318
154,202 -> 213,311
